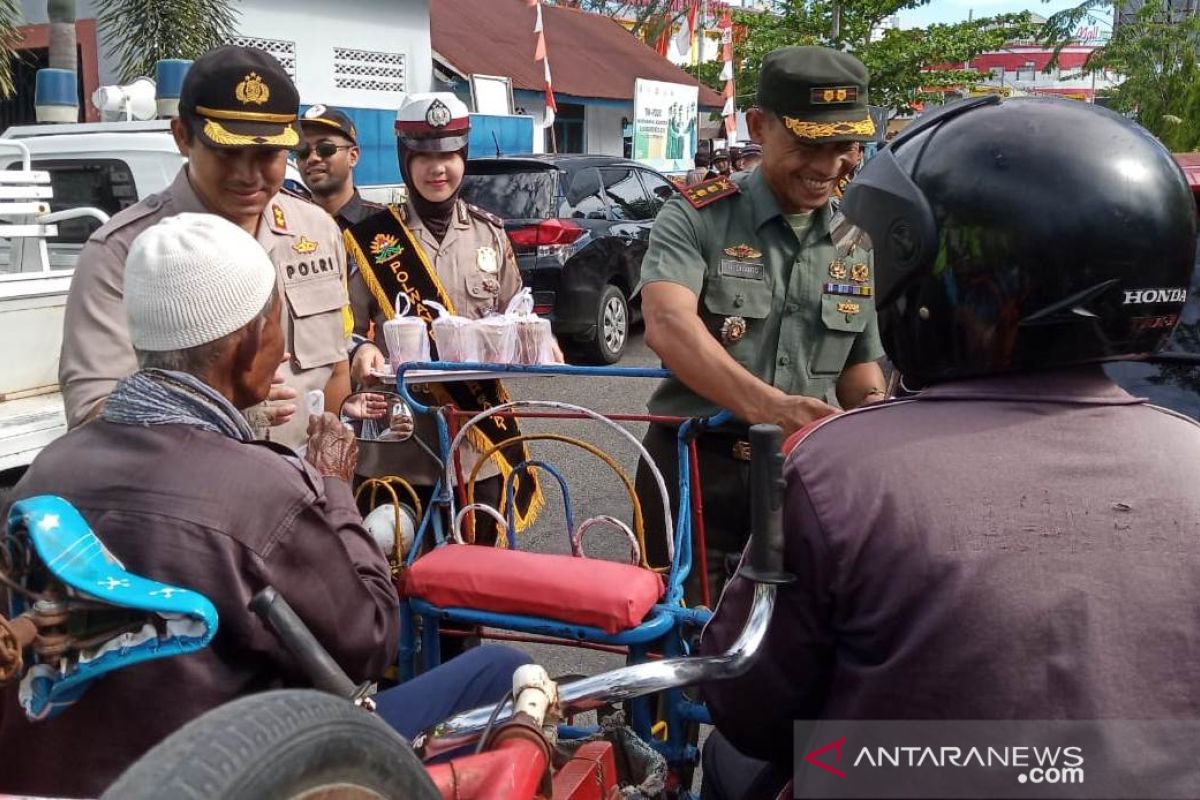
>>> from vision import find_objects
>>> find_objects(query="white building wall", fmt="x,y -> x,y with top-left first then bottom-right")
19,0 -> 432,103
585,104 -> 628,157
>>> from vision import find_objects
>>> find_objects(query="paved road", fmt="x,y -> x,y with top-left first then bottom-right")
473,333 -> 713,789
498,332 -> 663,677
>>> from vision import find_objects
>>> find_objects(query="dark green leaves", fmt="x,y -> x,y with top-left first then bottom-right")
93,0 -> 240,84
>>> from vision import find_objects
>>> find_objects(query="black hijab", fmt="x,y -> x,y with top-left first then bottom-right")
399,143 -> 467,243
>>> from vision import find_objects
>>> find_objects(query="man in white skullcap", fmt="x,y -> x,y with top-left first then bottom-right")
1,213 -> 528,798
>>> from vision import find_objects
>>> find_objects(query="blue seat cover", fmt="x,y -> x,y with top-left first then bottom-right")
6,496 -> 219,720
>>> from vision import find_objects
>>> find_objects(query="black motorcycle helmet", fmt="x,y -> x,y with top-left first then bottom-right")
843,96 -> 1197,387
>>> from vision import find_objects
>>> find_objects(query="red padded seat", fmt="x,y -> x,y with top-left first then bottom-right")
404,545 -> 665,634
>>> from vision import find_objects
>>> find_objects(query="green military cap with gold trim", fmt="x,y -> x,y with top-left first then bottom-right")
757,46 -> 876,143
179,45 -> 301,150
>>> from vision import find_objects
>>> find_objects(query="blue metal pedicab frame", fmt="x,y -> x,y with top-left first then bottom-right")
388,361 -> 730,786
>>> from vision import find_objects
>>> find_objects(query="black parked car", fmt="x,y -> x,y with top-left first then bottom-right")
460,154 -> 679,363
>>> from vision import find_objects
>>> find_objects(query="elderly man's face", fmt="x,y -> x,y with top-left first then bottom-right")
234,294 -> 285,409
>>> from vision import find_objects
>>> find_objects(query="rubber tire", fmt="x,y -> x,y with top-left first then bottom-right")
101,690 -> 440,800
581,283 -> 630,365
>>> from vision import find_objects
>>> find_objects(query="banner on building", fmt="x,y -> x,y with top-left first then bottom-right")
633,78 -> 699,173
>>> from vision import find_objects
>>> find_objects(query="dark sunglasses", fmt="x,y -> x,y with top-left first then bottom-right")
295,141 -> 353,160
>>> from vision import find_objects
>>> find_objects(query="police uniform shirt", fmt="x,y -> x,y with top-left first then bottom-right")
334,189 -> 384,232
347,198 -> 521,484
637,167 -> 884,419
60,167 -> 349,449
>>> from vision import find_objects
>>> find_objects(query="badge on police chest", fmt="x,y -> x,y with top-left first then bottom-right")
851,262 -> 870,283
828,260 -> 848,281
476,246 -> 499,273
721,316 -> 747,345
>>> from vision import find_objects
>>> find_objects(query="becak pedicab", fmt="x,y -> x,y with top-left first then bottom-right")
0,426 -> 793,800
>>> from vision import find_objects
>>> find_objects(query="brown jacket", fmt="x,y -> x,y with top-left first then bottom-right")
0,420 -> 398,797
59,168 -> 349,449
701,367 -> 1200,764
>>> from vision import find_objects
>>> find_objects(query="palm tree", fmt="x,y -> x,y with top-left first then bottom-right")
0,0 -> 23,98
93,0 -> 239,83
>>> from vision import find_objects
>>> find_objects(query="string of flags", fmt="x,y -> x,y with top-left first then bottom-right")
718,10 -> 737,144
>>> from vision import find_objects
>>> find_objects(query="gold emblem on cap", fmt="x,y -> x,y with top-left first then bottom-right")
721,316 -> 747,345
724,243 -> 762,260
292,236 -> 319,254
476,246 -> 499,274
783,115 -> 875,140
851,262 -> 870,283
828,260 -> 848,281
235,72 -> 270,106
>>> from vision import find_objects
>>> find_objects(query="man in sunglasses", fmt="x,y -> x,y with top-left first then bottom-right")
60,45 -> 352,450
298,106 -> 383,230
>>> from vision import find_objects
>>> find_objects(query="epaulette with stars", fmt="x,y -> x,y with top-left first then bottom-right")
682,176 -> 739,210
466,202 -> 505,228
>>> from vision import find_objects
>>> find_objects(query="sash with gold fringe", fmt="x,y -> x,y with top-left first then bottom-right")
343,206 -> 542,531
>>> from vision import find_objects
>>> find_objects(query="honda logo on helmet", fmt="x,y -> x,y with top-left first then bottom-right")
1123,287 -> 1188,305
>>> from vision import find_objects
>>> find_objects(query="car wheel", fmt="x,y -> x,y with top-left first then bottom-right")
583,284 -> 629,364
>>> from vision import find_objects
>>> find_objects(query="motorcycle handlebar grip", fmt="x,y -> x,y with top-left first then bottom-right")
741,424 -> 794,585
249,587 -> 359,700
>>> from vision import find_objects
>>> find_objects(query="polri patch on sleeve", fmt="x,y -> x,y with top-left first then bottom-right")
683,176 -> 739,209
719,259 -> 765,280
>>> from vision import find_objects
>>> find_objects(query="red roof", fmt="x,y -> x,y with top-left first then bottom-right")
431,0 -> 724,109
1174,153 -> 1200,193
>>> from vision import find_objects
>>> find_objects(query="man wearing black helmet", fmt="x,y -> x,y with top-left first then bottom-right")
699,97 -> 1200,799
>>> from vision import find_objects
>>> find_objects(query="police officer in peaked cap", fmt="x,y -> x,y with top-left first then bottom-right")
634,46 -> 888,604
344,92 -> 559,550
60,45 -> 353,449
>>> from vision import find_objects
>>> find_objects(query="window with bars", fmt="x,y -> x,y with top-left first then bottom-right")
228,36 -> 297,81
333,47 -> 406,93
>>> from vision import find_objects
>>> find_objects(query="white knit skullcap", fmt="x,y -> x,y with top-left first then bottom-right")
125,213 -> 278,352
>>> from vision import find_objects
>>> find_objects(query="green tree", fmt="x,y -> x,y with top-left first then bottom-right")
1043,0 -> 1200,150
0,0 -> 23,98
683,1 -> 1037,114
93,0 -> 240,83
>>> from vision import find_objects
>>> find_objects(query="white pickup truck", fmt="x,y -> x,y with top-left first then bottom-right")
0,120 -> 308,490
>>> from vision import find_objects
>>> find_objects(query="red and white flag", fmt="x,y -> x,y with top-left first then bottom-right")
532,0 -> 557,127
719,11 -> 737,142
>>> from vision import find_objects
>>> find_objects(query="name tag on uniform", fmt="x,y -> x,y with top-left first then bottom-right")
719,260 -> 765,280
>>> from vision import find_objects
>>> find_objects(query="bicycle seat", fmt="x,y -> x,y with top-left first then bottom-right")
6,495 -> 218,721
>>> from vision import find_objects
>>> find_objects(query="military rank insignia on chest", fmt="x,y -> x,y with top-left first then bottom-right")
292,235 -> 319,255
271,204 -> 287,231
851,262 -> 870,283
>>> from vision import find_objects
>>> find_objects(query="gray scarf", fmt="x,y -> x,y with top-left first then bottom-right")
100,369 -> 257,442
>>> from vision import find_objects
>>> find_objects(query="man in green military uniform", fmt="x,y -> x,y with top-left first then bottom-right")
635,46 -> 887,604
